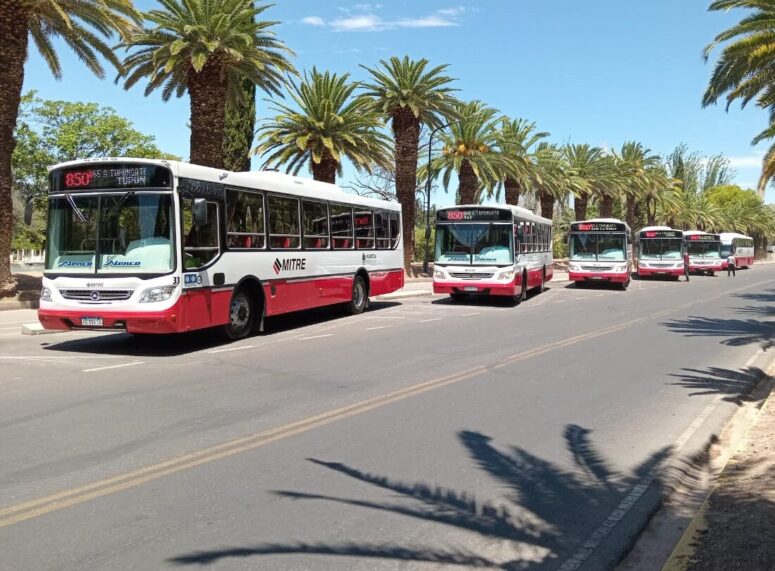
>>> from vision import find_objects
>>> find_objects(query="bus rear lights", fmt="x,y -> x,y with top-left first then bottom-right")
40,287 -> 52,302
139,285 -> 177,303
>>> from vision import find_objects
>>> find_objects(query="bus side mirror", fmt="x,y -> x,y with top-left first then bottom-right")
24,200 -> 34,226
192,198 -> 208,226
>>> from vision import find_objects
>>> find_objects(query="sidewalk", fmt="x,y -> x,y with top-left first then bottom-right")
663,382 -> 775,570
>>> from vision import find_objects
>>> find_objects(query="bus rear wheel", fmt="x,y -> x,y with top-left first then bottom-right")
347,275 -> 368,315
221,289 -> 255,340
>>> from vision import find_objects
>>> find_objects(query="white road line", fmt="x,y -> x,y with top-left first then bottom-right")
0,326 -> 23,331
368,316 -> 406,320
365,326 -> 389,331
420,318 -> 443,323
83,361 -> 144,373
460,312 -> 480,317
208,345 -> 255,354
297,334 -> 333,340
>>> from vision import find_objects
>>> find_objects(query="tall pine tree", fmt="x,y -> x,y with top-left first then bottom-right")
223,78 -> 256,171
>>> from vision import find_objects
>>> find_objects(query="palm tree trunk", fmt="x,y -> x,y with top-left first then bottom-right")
458,159 -> 478,204
311,151 -> 337,183
646,197 -> 657,226
188,58 -> 228,169
504,177 -> 521,206
392,109 -> 420,271
625,195 -> 637,230
539,190 -> 555,219
0,1 -> 30,298
600,195 -> 614,218
574,192 -> 589,220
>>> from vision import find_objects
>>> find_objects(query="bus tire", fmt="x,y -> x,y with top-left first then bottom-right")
708,270 -> 715,276
347,275 -> 368,315
514,272 -> 528,304
221,288 -> 255,340
538,268 -> 546,293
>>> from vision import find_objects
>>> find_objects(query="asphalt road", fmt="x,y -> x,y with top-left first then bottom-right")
1,267 -> 774,570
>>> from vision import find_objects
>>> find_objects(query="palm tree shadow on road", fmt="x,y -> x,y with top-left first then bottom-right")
670,366 -> 771,406
662,315 -> 774,349
167,426 -> 672,569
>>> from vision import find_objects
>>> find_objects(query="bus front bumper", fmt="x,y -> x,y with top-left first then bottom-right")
689,263 -> 723,273
38,303 -> 184,334
637,267 -> 684,277
569,271 -> 629,283
433,279 -> 518,297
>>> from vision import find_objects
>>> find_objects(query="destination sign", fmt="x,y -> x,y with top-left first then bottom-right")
437,208 -> 512,222
571,221 -> 626,232
688,234 -> 720,242
640,230 -> 682,239
51,164 -> 171,192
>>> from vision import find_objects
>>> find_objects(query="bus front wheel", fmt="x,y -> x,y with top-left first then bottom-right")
221,289 -> 255,340
513,273 -> 528,304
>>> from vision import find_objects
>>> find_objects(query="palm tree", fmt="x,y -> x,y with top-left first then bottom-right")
255,69 -> 392,183
563,145 -> 617,220
614,141 -> 667,229
120,0 -> 294,169
429,100 -> 507,205
0,0 -> 139,297
530,143 -> 568,219
703,0 -> 775,196
359,56 -> 458,270
494,118 -> 547,205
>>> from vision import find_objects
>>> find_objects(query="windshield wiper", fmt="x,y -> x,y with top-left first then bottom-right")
107,191 -> 135,218
65,194 -> 87,224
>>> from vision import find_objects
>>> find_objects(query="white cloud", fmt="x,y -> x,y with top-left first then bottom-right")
303,6 -> 467,31
727,154 -> 763,169
301,16 -> 325,27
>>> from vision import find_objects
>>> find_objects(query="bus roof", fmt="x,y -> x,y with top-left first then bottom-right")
437,203 -> 552,225
719,232 -> 752,241
47,157 -> 401,212
639,225 -> 674,233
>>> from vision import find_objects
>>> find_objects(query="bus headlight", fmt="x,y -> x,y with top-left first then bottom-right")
498,269 -> 515,281
40,287 -> 52,302
569,263 -> 581,272
139,285 -> 177,303
613,264 -> 627,272
434,269 -> 447,279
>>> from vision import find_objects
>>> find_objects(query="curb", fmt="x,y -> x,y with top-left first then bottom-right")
660,359 -> 775,571
373,290 -> 434,301
21,322 -> 60,336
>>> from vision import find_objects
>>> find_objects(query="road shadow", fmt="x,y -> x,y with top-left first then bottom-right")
662,316 -> 774,349
39,301 -> 399,357
670,366 -> 770,406
732,288 -> 775,304
735,305 -> 775,318
431,288 -> 547,308
168,426 -> 672,569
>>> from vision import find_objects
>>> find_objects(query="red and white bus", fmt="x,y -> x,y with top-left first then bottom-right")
568,219 -> 632,289
432,205 -> 553,303
684,231 -> 723,275
636,226 -> 685,279
720,232 -> 755,269
33,158 -> 404,338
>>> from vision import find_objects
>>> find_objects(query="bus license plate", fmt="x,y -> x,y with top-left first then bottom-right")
81,317 -> 103,327
463,286 -> 478,292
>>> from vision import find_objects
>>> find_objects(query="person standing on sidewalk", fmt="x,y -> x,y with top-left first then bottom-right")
727,254 -> 736,277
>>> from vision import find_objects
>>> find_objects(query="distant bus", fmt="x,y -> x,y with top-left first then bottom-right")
636,226 -> 685,279
33,158 -> 404,339
433,205 -> 553,303
684,230 -> 722,275
720,232 -> 754,269
568,218 -> 632,289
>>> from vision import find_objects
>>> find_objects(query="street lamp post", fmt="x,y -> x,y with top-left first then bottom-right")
423,121 -> 452,274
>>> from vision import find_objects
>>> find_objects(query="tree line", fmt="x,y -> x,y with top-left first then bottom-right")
2,0 -> 774,296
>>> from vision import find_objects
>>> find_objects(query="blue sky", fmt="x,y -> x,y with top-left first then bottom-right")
21,0 -> 774,205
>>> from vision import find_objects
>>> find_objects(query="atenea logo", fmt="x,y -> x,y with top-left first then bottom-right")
58,260 -> 92,267
105,258 -> 141,267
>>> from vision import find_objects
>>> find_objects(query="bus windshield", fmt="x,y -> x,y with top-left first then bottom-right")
640,238 -> 683,260
687,241 -> 721,259
570,233 -> 626,262
720,244 -> 732,257
45,193 -> 174,274
435,223 -> 513,265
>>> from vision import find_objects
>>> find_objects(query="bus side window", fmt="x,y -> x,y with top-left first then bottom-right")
268,195 -> 300,249
182,198 -> 220,269
331,204 -> 354,249
389,211 -> 400,249
375,211 -> 390,249
226,189 -> 265,249
355,210 -> 375,249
